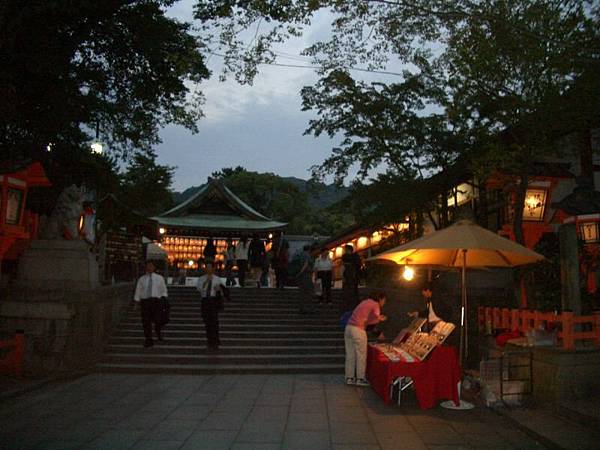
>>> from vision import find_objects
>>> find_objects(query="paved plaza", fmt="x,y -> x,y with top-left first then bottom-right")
0,373 -> 546,450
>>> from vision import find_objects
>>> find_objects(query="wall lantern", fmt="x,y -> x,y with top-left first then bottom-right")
357,236 -> 368,249
579,222 -> 600,243
188,260 -> 194,267
523,189 -> 547,221
159,227 -> 166,235
402,265 -> 415,281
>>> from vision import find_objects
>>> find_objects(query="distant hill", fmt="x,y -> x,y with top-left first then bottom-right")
281,177 -> 349,209
171,176 -> 349,210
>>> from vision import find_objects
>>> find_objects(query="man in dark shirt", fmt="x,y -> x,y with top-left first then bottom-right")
342,245 -> 362,311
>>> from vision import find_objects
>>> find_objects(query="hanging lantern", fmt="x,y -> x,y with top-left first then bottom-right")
403,265 -> 415,281
523,189 -> 547,221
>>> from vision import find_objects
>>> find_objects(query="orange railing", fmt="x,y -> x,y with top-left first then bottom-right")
0,331 -> 25,377
477,307 -> 600,350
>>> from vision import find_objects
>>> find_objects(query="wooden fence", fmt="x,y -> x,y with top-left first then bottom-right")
477,307 -> 600,350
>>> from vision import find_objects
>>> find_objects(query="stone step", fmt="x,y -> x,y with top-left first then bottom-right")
103,353 -> 345,365
107,344 -> 343,355
108,336 -> 342,345
141,312 -> 340,320
96,362 -> 344,374
121,320 -> 342,332
114,327 -> 344,340
99,288 -> 346,374
112,330 -> 342,338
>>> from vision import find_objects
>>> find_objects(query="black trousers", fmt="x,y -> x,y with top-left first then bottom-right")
140,298 -> 162,343
237,259 -> 248,287
317,270 -> 332,302
275,266 -> 287,289
341,281 -> 359,312
201,297 -> 220,348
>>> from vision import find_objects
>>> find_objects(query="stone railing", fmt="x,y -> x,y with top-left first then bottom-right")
0,282 -> 134,376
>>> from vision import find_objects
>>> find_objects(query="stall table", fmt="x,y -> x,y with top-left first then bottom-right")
366,344 -> 461,409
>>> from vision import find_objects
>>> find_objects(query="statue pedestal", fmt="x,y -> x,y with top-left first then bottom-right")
16,239 -> 99,289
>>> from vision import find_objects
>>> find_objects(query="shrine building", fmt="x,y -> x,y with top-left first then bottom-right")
152,178 -> 287,271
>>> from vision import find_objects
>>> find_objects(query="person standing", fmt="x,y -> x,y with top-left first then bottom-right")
248,234 -> 266,288
297,245 -> 316,314
203,237 -> 217,264
344,292 -> 387,386
314,249 -> 333,304
134,261 -> 168,348
272,233 -> 289,289
196,263 -> 228,351
409,283 -> 454,333
236,237 -> 250,287
224,239 -> 237,286
342,244 -> 362,311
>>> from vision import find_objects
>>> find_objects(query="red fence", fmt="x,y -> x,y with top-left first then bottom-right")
0,331 -> 25,377
477,307 -> 600,350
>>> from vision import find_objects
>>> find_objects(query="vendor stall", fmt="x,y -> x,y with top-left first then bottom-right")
366,344 -> 461,409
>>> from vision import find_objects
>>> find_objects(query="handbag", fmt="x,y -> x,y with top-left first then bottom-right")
215,286 -> 230,311
155,297 -> 170,325
314,278 -> 323,297
215,290 -> 224,311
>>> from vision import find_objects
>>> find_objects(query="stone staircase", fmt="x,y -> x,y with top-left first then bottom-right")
96,286 -> 346,374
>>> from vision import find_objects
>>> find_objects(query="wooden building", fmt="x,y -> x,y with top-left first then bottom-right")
152,179 -> 287,271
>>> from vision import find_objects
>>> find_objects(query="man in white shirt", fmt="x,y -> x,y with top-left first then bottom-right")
314,249 -> 333,304
196,263 -> 228,351
236,237 -> 250,287
134,261 -> 168,348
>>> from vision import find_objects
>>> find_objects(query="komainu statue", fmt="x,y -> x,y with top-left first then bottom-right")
40,185 -> 91,240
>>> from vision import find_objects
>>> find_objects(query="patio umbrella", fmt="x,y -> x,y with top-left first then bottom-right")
368,220 -> 544,366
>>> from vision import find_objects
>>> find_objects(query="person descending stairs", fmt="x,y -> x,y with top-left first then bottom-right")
97,286 -> 349,374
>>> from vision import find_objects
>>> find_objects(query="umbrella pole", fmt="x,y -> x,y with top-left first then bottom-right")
442,249 -> 475,410
459,249 -> 467,368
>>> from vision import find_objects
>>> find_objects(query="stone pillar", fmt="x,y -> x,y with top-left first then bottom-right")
16,239 -> 99,289
559,223 -> 582,314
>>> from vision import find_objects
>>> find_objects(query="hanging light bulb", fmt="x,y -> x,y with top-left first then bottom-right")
403,265 -> 415,281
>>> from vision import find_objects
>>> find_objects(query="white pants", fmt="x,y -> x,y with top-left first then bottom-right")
344,325 -> 367,379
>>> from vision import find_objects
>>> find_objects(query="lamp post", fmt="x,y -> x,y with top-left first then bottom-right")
90,121 -> 104,155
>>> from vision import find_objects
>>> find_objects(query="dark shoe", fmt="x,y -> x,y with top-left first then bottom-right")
144,340 -> 154,348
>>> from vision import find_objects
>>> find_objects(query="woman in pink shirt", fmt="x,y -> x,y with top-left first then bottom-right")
344,292 -> 387,386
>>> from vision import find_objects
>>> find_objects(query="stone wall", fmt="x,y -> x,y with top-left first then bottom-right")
0,282 -> 134,376
531,347 -> 600,404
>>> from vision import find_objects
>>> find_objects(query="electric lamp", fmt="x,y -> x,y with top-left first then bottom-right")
403,265 -> 415,281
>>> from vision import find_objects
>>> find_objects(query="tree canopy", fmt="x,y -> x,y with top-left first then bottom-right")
196,0 -> 600,240
1,0 -> 209,164
207,167 -> 353,235
120,151 -> 176,216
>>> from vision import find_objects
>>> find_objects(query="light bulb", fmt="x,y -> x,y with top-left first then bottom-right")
403,265 -> 415,281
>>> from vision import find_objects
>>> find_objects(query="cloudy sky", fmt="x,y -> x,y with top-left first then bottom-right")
158,2 -> 396,192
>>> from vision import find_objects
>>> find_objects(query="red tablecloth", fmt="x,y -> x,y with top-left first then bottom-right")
366,345 -> 461,409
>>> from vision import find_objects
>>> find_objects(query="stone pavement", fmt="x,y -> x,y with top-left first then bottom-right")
0,373 -> 549,450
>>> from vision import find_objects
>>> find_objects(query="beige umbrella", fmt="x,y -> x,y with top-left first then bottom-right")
369,220 -> 544,365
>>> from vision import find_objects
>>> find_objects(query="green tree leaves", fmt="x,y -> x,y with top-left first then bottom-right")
1,0 -> 209,162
